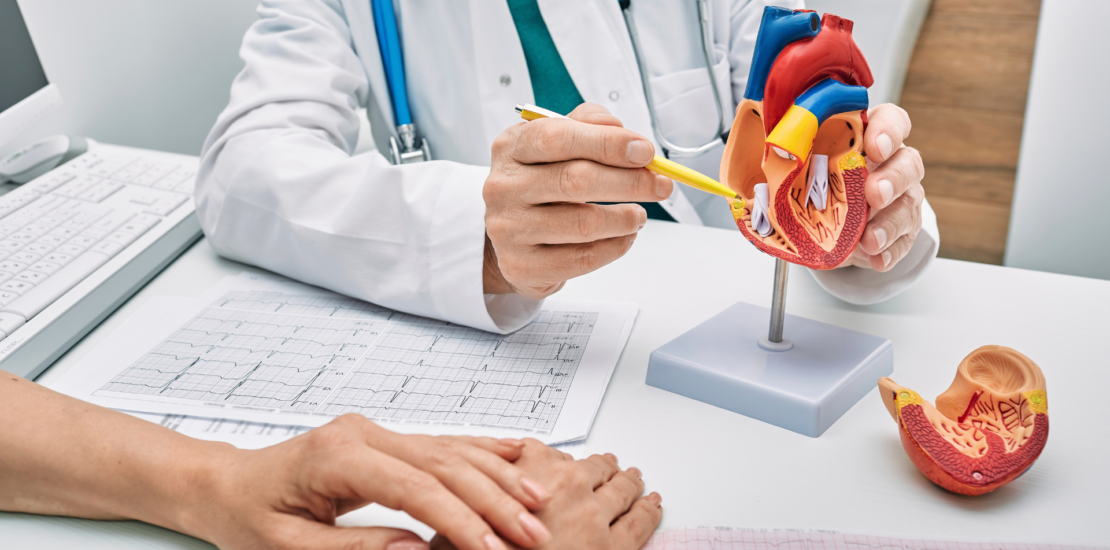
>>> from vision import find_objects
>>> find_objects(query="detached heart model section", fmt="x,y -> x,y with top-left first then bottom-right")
879,346 -> 1049,496
721,7 -> 873,269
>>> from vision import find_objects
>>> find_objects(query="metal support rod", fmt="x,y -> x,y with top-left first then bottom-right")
768,258 -> 789,343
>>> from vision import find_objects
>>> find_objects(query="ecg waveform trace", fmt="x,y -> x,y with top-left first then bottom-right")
97,291 -> 600,432
642,529 -> 1099,550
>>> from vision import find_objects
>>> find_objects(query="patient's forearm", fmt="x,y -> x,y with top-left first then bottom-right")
0,374 -> 232,535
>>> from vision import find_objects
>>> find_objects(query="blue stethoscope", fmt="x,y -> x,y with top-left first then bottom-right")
371,0 -> 431,164
370,0 -> 727,164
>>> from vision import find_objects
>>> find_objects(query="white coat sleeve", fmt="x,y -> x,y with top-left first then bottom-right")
195,0 -> 541,334
727,0 -> 940,304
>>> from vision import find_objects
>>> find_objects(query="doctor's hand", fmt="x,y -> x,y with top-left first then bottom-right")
482,103 -> 673,299
430,439 -> 663,550
193,414 -> 553,550
837,104 -> 926,272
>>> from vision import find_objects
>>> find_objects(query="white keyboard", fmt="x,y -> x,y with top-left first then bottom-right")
0,146 -> 197,343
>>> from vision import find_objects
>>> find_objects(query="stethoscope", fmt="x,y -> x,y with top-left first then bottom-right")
370,0 -> 729,164
620,0 -> 729,159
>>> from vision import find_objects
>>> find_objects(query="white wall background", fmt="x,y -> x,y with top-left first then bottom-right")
1005,0 -> 1110,280
12,0 -> 260,157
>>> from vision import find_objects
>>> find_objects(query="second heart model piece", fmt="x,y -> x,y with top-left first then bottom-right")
721,7 -> 873,269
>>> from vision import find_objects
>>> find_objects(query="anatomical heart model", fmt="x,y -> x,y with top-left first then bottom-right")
878,346 -> 1049,496
721,7 -> 873,269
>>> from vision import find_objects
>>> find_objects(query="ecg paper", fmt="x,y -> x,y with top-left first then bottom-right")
124,410 -> 586,458
56,274 -> 637,444
642,528 -> 1104,550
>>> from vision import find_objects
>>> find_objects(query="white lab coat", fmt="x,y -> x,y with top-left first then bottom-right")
197,0 -> 939,334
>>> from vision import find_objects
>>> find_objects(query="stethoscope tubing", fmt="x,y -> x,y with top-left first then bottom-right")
621,0 -> 729,159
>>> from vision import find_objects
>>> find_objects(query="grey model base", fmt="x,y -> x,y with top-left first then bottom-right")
2,213 -> 201,380
646,301 -> 893,437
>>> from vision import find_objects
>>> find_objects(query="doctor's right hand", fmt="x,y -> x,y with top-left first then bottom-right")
483,103 -> 673,299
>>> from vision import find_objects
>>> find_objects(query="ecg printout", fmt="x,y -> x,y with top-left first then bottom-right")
642,528 -> 1104,550
124,410 -> 586,457
56,274 -> 637,444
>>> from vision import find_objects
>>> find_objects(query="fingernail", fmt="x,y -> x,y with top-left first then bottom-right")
872,227 -> 887,250
878,179 -> 894,206
655,175 -> 672,199
637,209 -> 647,231
648,492 -> 662,507
628,467 -> 642,479
882,250 -> 892,267
521,477 -> 550,502
877,133 -> 893,160
485,533 -> 508,550
605,453 -> 619,465
627,140 -> 654,165
518,511 -> 552,545
386,540 -> 429,550
498,438 -> 523,448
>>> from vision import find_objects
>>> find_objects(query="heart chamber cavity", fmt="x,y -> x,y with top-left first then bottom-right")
721,7 -> 873,269
878,346 -> 1050,496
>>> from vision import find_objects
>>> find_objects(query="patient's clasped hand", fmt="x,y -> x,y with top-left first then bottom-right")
0,374 -> 661,550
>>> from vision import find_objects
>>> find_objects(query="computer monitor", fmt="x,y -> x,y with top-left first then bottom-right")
0,0 -> 62,151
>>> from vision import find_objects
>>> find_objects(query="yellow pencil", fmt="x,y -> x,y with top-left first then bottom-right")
515,104 -> 742,203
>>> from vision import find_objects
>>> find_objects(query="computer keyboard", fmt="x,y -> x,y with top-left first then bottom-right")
0,144 -> 202,378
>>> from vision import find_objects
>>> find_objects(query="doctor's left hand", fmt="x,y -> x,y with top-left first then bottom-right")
482,103 -> 673,299
838,104 -> 926,272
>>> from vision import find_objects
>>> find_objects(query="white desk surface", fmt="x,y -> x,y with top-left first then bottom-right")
4,220 -> 1108,547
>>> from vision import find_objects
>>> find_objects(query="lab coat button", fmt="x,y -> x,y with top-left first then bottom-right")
500,74 -> 512,87
609,90 -> 620,101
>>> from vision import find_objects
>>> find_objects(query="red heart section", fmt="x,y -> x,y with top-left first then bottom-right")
721,8 -> 872,270
878,346 -> 1049,496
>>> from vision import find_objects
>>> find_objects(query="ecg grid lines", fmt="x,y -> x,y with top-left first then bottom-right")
641,529 -> 1101,550
96,292 -> 599,432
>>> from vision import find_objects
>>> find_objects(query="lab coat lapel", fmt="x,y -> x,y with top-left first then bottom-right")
469,1 -> 534,148
536,0 -> 650,138
539,0 -> 701,225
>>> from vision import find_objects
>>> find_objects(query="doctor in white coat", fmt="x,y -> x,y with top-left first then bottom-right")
197,0 -> 937,336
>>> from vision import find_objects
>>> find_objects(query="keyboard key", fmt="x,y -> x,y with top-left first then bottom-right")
16,271 -> 46,284
43,253 -> 74,265
68,235 -> 98,249
0,311 -> 25,336
129,191 -> 161,206
144,194 -> 188,216
91,211 -> 134,233
107,231 -> 139,247
0,240 -> 23,252
129,214 -> 161,232
0,291 -> 18,306
55,175 -> 100,198
10,252 -> 40,263
2,251 -> 110,319
0,272 -> 11,284
24,171 -> 76,194
35,234 -> 66,248
28,261 -> 61,275
78,180 -> 125,203
55,244 -> 85,256
49,227 -> 79,239
1,280 -> 33,295
24,243 -> 52,255
91,240 -> 124,257
0,261 -> 27,272
9,232 -> 37,243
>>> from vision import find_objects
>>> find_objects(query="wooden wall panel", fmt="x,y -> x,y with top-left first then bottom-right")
899,0 -> 1041,264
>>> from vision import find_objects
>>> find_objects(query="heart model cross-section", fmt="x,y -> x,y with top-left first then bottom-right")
878,346 -> 1049,496
721,7 -> 873,269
